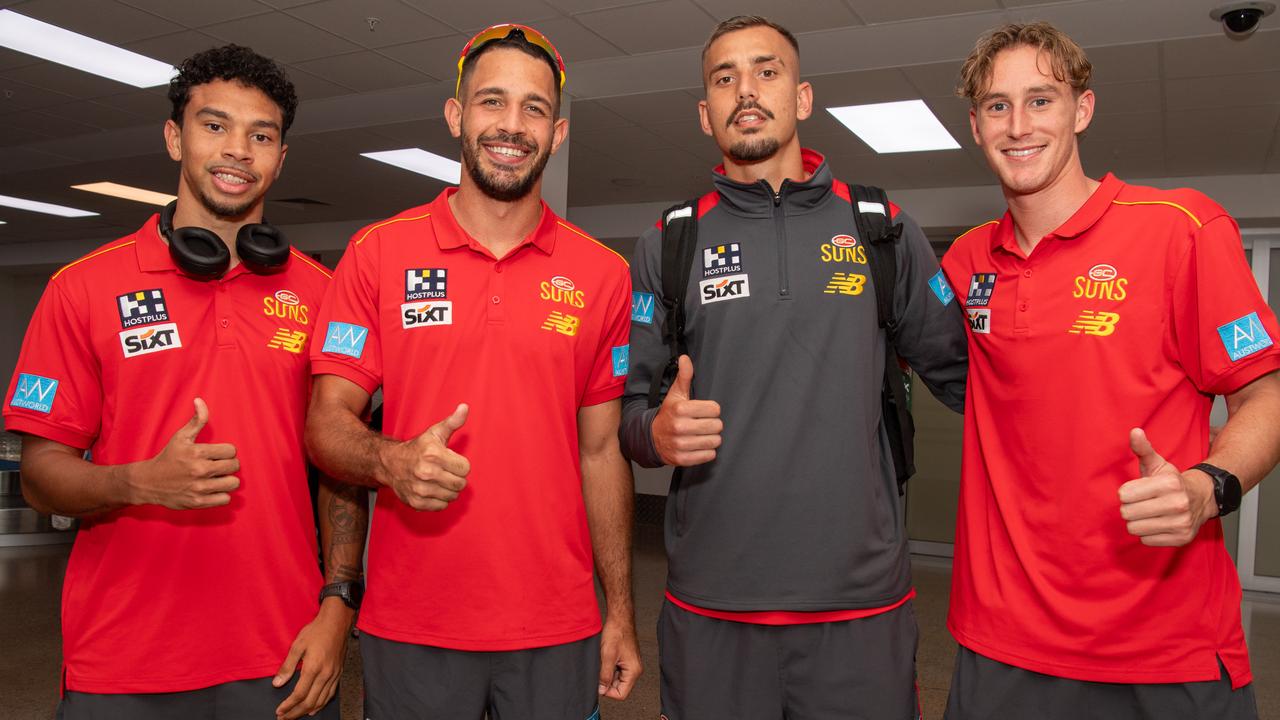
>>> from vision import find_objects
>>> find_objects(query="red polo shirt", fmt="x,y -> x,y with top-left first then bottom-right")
942,174 -> 1280,688
312,188 -> 631,651
4,216 -> 331,693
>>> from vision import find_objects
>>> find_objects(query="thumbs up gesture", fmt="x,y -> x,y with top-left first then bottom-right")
652,355 -> 723,467
380,403 -> 472,511
133,397 -> 241,509
1117,428 -> 1216,547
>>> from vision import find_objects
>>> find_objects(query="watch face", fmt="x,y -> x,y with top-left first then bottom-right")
1223,474 -> 1243,512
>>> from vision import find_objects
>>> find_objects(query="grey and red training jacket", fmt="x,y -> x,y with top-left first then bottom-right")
621,149 -> 968,611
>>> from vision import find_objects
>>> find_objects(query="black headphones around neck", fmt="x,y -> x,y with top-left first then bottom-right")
159,201 -> 290,280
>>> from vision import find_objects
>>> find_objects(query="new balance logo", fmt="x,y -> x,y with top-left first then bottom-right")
541,311 -> 580,336
10,373 -> 58,414
824,272 -> 867,296
267,328 -> 308,354
1069,310 -> 1120,337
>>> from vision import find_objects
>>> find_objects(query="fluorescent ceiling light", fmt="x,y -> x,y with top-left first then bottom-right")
0,194 -> 98,218
73,182 -> 176,206
0,10 -> 175,88
362,149 -> 461,184
826,100 -> 961,154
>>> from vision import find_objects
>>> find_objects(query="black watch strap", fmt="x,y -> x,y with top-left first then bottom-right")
1191,462 -> 1242,518
319,580 -> 364,611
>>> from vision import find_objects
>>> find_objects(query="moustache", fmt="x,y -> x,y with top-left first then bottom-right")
727,101 -> 775,129
476,130 -> 538,154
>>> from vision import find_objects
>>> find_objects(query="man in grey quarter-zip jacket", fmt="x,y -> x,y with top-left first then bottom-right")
620,15 -> 968,720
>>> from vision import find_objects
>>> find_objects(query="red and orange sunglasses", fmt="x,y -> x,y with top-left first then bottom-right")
455,23 -> 567,97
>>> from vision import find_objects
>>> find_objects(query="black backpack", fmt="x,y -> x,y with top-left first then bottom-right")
646,184 -> 917,492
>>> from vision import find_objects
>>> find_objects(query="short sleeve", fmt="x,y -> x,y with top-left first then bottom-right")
3,278 -> 102,449
310,233 -> 384,394
1171,214 -> 1280,395
581,262 -> 633,407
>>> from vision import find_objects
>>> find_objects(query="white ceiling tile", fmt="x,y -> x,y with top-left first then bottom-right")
0,75 -> 74,112
0,107 -> 100,137
1080,136 -> 1164,179
401,0 -> 562,33
1091,80 -> 1161,116
689,0 -> 860,32
1165,105 -> 1280,140
124,30 -> 227,66
93,88 -> 171,118
575,0 -> 715,54
0,120 -> 51,145
376,35 -> 468,82
843,0 -> 998,25
598,90 -> 699,124
1083,111 -> 1161,142
1086,42 -> 1159,85
1,62 -> 125,100
565,99 -> 631,130
363,118 -> 459,156
528,17 -> 625,64
571,122 -> 672,158
51,99 -> 149,130
9,0 -> 182,43
1165,71 -> 1280,110
284,65 -> 357,100
291,51 -> 432,93
1162,30 -> 1280,79
287,0 -> 453,49
544,0 -> 654,15
116,0 -> 270,28
204,12 -> 362,63
810,67 -> 917,106
900,62 -> 962,100
0,47 -> 39,72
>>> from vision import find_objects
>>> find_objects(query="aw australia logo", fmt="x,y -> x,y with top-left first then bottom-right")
262,289 -> 309,325
540,275 -> 586,309
820,234 -> 867,265
402,268 -> 452,329
10,373 -> 58,414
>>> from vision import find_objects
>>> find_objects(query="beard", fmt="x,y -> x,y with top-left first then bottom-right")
460,123 -> 550,202
194,187 -> 259,219
722,99 -> 780,163
728,136 -> 781,163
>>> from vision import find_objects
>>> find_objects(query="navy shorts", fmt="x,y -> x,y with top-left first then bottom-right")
57,675 -> 340,720
944,645 -> 1258,720
658,598 -> 921,720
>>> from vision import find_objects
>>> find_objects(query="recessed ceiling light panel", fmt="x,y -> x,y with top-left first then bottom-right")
0,194 -> 98,218
0,9 -> 175,88
361,149 -> 461,184
72,182 -> 176,206
826,100 -> 961,154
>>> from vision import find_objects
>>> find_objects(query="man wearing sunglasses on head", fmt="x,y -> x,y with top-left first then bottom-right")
306,23 -> 641,720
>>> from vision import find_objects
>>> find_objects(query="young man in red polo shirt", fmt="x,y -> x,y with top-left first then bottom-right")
305,24 -> 641,719
4,46 -> 363,719
942,22 -> 1280,719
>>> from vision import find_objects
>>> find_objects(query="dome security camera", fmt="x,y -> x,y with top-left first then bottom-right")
1209,1 -> 1275,39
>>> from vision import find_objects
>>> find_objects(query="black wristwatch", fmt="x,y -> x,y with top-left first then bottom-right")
319,580 -> 364,611
1191,463 -> 1242,518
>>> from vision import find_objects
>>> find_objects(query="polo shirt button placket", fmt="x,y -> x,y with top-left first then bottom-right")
1015,267 -> 1032,332
215,280 -> 235,347
487,262 -> 505,324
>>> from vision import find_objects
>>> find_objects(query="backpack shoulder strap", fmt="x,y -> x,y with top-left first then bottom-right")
851,184 -> 904,337
647,199 -> 700,408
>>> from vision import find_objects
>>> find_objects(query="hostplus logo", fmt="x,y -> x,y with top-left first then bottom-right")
117,288 -> 170,328
405,268 -> 447,301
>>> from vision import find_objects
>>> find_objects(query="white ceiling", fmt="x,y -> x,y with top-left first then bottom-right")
0,0 -> 1278,247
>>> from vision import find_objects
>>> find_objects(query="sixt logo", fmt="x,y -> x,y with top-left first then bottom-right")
820,235 -> 868,264
540,275 -> 586,308
119,322 -> 182,358
703,243 -> 743,278
1069,310 -> 1120,337
10,373 -> 58,414
1073,263 -> 1128,302
406,268 -> 447,301
632,292 -> 655,325
322,322 -> 369,358
699,274 -> 750,304
117,288 -> 170,328
401,301 -> 453,329
967,308 -> 991,334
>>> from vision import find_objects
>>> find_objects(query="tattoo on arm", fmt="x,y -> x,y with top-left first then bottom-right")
322,480 -> 368,584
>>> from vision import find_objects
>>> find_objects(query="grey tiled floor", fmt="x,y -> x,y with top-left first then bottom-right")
2,528 -> 1278,719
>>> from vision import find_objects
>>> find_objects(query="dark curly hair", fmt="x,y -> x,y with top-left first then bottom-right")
168,45 -> 298,138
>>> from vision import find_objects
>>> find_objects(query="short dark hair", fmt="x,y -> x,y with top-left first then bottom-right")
168,45 -> 298,138
457,29 -> 562,115
702,15 -> 800,62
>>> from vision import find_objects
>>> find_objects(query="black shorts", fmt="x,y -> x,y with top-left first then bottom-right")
56,675 -> 340,720
944,645 -> 1259,720
658,598 -> 921,720
361,630 -> 601,720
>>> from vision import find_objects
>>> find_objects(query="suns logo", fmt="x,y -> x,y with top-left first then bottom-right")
1073,263 -> 1128,301
540,275 -> 586,308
